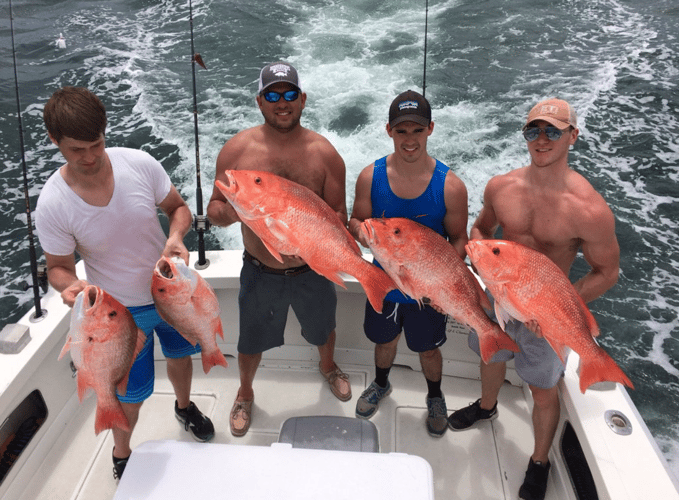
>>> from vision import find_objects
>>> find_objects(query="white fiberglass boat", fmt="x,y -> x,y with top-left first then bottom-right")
1,250 -> 678,500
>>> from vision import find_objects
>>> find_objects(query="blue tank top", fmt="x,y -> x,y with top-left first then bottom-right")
370,155 -> 451,303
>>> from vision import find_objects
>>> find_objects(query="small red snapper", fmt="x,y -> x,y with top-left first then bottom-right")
360,218 -> 519,362
151,256 -> 228,374
466,239 -> 634,393
215,170 -> 396,313
59,286 -> 146,434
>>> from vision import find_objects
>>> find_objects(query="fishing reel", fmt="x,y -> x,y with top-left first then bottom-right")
193,214 -> 211,234
21,264 -> 49,295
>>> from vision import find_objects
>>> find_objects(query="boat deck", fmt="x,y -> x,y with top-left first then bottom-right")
20,357 -> 544,500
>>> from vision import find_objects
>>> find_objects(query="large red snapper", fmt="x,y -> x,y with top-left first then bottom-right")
360,218 -> 519,362
215,170 -> 396,313
466,239 -> 634,393
151,256 -> 228,374
59,286 -> 146,435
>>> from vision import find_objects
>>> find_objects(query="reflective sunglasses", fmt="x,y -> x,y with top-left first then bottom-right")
262,90 -> 299,103
523,126 -> 564,142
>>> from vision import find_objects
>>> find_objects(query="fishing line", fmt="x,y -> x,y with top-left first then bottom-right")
9,0 -> 47,322
188,0 -> 210,270
422,0 -> 429,98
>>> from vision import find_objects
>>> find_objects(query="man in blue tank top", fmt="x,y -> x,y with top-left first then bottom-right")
348,90 -> 469,437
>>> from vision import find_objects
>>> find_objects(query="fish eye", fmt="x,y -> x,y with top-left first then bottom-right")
88,337 -> 93,342
254,177 -> 262,184
394,228 -> 400,235
108,310 -> 117,318
492,247 -> 500,256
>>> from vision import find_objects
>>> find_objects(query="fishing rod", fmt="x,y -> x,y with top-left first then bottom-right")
9,0 -> 48,322
188,0 -> 210,270
422,0 -> 429,98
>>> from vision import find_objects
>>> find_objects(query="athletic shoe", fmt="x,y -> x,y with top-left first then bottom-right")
355,380 -> 392,419
519,458 -> 551,500
112,450 -> 129,481
175,400 -> 215,442
447,398 -> 498,431
426,396 -> 448,437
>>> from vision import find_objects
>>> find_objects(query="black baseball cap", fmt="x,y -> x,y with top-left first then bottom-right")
388,90 -> 431,128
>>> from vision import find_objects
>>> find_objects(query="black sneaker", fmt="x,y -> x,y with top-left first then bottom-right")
112,450 -> 130,480
175,401 -> 215,442
447,398 -> 498,431
519,458 -> 551,500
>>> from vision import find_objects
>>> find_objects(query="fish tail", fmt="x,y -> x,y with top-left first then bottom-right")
201,349 -> 229,374
478,324 -> 520,364
579,354 -> 634,393
94,400 -> 130,435
360,266 -> 397,314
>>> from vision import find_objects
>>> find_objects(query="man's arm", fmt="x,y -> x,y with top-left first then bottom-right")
320,145 -> 349,226
442,172 -> 469,259
158,185 -> 192,264
470,178 -> 501,241
348,165 -> 374,248
44,252 -> 87,307
207,140 -> 242,227
573,204 -> 620,304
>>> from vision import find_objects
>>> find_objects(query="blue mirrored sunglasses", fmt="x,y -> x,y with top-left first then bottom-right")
523,126 -> 564,142
262,90 -> 299,103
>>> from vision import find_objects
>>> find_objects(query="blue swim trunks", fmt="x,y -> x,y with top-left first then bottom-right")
364,299 -> 447,353
118,304 -> 201,404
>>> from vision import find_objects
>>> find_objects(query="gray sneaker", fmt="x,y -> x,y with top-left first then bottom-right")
426,396 -> 448,437
355,380 -> 392,419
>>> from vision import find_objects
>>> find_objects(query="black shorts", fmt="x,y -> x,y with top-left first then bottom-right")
238,254 -> 337,354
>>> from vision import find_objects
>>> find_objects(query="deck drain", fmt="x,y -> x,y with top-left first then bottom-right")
604,410 -> 632,435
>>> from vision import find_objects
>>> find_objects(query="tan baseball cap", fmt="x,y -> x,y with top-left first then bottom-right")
524,98 -> 578,130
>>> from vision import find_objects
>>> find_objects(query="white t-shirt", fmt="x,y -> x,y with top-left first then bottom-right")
35,147 -> 171,307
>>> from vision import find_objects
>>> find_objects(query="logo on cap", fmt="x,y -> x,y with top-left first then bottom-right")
399,100 -> 419,111
539,105 -> 560,116
268,63 -> 291,77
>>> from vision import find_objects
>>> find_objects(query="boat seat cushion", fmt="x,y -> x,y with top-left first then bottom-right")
278,416 -> 379,452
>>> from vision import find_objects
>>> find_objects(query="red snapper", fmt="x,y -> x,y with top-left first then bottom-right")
151,256 -> 228,374
215,170 -> 396,313
360,218 -> 519,362
466,239 -> 634,393
59,286 -> 146,434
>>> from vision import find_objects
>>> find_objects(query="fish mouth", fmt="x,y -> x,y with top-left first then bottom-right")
155,256 -> 176,280
81,285 -> 101,315
215,171 -> 238,199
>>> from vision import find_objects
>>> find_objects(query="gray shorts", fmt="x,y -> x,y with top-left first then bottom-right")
468,291 -> 565,389
238,254 -> 337,354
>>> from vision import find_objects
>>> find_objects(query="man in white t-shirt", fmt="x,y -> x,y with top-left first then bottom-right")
35,87 -> 215,481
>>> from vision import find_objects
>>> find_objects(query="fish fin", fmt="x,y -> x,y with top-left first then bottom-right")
201,349 -> 229,374
576,294 -> 600,338
544,337 -> 569,364
478,323 -> 520,363
58,336 -> 72,360
94,401 -> 130,435
215,318 -> 225,340
493,302 -> 511,332
579,352 -> 634,393
260,238 -> 285,263
132,328 -> 147,360
117,372 -> 130,398
76,372 -> 93,402
358,265 -> 397,314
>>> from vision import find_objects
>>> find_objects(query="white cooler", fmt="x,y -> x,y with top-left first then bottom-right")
113,439 -> 434,499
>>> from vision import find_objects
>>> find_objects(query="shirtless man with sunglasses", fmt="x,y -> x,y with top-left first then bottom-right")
448,98 -> 620,500
207,61 -> 351,437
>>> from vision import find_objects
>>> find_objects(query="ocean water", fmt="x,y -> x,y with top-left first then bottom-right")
1,0 -> 678,477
